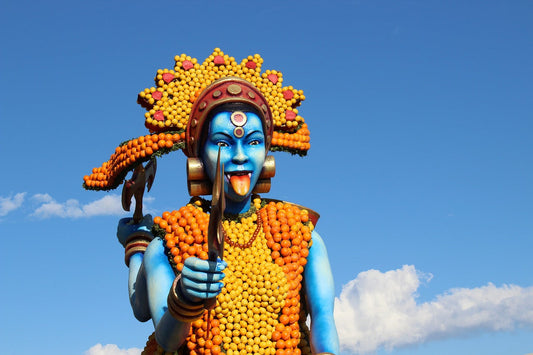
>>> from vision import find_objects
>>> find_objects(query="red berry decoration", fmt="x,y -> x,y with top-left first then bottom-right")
268,73 -> 278,84
283,90 -> 294,100
182,60 -> 194,70
154,111 -> 165,121
162,73 -> 174,83
285,110 -> 296,121
214,55 -> 225,65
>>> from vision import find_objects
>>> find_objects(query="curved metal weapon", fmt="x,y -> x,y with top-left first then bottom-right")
121,158 -> 157,224
207,148 -> 225,262
205,148 -> 225,314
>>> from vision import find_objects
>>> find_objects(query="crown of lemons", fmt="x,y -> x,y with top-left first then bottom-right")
83,49 -> 310,191
140,48 -> 305,133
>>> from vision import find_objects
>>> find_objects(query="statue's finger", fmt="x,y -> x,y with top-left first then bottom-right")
184,256 -> 226,272
181,277 -> 223,293
181,267 -> 225,283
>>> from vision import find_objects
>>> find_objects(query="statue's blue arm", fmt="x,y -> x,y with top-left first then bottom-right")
118,217 -> 191,351
127,253 -> 150,321
304,230 -> 340,354
143,238 -> 191,350
131,240 -> 225,351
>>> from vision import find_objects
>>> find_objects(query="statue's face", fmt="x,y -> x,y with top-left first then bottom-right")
201,110 -> 266,203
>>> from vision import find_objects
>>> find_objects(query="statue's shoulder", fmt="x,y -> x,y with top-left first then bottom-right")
261,197 -> 320,226
152,200 -> 210,236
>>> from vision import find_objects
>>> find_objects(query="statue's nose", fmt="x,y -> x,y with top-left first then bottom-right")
232,143 -> 248,164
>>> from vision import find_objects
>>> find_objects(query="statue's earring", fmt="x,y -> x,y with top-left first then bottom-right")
187,157 -> 211,196
186,155 -> 276,196
252,155 -> 275,193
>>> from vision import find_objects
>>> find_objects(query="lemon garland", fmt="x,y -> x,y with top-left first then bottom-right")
83,133 -> 186,191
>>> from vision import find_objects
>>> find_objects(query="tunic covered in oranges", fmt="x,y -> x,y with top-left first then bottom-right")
143,197 -> 315,355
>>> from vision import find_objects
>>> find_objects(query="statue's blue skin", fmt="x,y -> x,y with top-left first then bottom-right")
117,110 -> 339,353
202,111 -> 266,214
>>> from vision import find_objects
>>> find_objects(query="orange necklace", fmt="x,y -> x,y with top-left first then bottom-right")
222,212 -> 262,249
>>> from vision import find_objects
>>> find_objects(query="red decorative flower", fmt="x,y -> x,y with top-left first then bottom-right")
182,60 -> 194,70
283,90 -> 294,100
154,111 -> 165,121
267,74 -> 278,84
285,110 -> 296,121
214,55 -> 225,65
162,73 -> 174,83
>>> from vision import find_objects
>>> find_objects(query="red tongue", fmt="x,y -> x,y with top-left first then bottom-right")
229,175 -> 250,196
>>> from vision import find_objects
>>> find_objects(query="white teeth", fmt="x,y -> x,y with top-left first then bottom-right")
225,171 -> 251,178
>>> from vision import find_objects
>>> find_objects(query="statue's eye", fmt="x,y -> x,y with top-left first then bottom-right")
249,140 -> 259,146
217,141 -> 229,147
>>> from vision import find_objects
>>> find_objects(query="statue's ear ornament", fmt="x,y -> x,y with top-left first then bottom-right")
186,157 -> 211,196
186,155 -> 275,197
254,155 -> 276,194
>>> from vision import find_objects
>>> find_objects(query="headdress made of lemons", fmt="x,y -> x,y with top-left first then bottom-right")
83,49 -> 311,191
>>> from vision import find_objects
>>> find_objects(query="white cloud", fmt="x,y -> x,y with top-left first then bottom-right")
85,344 -> 142,355
32,193 -> 54,203
0,192 -> 26,216
334,265 -> 533,354
0,191 -> 157,220
81,194 -> 126,217
32,194 -> 126,218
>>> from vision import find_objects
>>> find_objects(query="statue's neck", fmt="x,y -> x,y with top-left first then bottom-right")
224,196 -> 251,215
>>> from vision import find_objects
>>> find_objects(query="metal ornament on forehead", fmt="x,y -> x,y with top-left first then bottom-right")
230,111 -> 247,138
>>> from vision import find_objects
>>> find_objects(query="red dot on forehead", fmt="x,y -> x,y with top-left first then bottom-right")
234,113 -> 244,124
230,111 -> 247,127
234,126 -> 245,138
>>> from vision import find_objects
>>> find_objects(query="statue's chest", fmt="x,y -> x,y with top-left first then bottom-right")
213,229 -> 289,351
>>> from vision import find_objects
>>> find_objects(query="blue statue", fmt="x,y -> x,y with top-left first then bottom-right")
85,50 -> 339,355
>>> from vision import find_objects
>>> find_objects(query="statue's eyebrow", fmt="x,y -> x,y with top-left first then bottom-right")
210,131 -> 233,139
245,129 -> 263,138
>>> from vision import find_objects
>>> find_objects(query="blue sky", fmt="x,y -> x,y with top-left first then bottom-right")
1,1 -> 532,354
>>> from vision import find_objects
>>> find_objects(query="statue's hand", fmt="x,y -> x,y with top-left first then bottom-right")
117,214 -> 154,247
179,257 -> 227,303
